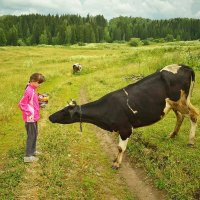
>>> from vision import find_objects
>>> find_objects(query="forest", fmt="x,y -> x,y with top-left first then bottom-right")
0,14 -> 200,46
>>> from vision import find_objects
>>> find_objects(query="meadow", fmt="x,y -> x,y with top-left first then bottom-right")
0,41 -> 200,199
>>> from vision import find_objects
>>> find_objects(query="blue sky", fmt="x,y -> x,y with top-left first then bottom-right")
0,0 -> 200,20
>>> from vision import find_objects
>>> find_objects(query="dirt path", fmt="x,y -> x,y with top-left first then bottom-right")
95,129 -> 167,200
15,162 -> 42,200
80,87 -> 167,200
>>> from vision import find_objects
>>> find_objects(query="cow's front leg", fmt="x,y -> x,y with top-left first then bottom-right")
112,136 -> 129,169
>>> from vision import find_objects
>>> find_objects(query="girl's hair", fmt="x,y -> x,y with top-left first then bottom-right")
29,73 -> 45,84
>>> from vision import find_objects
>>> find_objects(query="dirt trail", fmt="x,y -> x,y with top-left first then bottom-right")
95,129 -> 167,200
80,87 -> 167,200
15,163 -> 42,200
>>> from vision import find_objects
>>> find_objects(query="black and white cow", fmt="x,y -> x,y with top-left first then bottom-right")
49,64 -> 199,169
73,63 -> 82,73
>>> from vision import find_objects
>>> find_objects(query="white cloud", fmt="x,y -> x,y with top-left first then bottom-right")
0,0 -> 199,19
195,11 -> 200,18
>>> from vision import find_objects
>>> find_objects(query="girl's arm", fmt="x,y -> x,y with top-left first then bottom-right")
18,91 -> 32,117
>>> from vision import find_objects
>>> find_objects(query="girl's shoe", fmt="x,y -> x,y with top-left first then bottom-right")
24,156 -> 39,163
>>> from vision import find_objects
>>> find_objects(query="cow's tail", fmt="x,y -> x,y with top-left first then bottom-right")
189,69 -> 195,98
191,68 -> 195,82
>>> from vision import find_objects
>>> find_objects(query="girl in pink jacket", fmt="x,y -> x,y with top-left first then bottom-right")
19,73 -> 45,163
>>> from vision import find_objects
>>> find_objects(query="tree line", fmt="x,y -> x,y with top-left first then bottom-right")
0,14 -> 200,46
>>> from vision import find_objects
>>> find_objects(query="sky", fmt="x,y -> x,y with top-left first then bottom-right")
0,0 -> 200,20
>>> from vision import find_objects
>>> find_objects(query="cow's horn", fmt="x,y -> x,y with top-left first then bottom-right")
69,99 -> 77,106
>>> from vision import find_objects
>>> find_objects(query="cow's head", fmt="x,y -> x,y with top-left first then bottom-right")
49,99 -> 79,124
73,63 -> 82,73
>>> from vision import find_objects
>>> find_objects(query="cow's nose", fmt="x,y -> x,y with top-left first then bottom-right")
49,115 -> 55,123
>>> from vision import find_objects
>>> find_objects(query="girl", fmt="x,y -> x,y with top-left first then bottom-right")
19,73 -> 45,163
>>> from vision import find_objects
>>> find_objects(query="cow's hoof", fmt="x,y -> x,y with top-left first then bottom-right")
112,165 -> 119,170
169,132 -> 177,138
112,163 -> 120,170
187,143 -> 194,148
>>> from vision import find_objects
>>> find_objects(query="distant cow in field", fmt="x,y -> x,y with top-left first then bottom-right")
49,64 -> 199,169
73,63 -> 82,73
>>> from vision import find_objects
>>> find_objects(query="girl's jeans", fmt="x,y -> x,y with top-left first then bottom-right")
25,122 -> 38,156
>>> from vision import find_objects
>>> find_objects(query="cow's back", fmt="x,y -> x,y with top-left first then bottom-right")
122,64 -> 195,128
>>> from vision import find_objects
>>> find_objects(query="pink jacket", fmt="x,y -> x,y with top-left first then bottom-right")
18,84 -> 40,122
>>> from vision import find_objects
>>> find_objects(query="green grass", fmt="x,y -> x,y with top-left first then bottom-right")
0,41 -> 200,199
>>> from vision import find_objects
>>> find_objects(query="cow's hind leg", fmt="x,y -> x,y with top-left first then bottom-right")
112,135 -> 129,170
188,103 -> 199,145
170,110 -> 185,138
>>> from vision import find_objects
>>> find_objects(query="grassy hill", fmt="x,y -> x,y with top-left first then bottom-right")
0,42 -> 200,199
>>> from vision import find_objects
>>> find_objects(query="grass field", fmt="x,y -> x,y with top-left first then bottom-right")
0,41 -> 200,199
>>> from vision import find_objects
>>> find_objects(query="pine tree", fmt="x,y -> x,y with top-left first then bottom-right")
39,30 -> 48,44
76,25 -> 84,43
32,23 -> 40,44
104,27 -> 111,42
7,25 -> 18,46
70,26 -> 77,44
65,26 -> 72,44
0,28 -> 7,46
